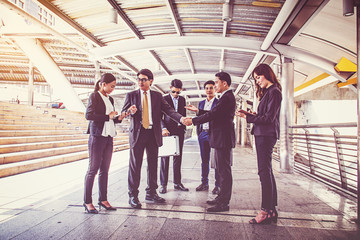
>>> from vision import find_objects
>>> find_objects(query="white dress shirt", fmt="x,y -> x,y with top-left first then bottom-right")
98,91 -> 116,137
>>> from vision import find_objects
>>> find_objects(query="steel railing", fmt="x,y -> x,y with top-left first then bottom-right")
273,122 -> 358,195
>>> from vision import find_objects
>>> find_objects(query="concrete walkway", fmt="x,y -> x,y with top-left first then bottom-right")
0,137 -> 359,239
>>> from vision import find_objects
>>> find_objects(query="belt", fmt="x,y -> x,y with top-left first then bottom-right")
202,129 -> 209,132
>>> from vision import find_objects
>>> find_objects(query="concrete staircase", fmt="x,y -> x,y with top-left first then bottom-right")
0,101 -> 130,178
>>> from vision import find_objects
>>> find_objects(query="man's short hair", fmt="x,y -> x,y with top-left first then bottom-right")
203,80 -> 215,89
215,72 -> 231,86
171,79 -> 183,89
137,69 -> 153,80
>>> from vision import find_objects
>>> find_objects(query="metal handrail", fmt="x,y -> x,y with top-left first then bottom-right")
274,122 -> 357,195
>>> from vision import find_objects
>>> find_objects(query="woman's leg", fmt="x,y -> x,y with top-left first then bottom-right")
255,136 -> 277,211
84,136 -> 103,204
98,137 -> 113,202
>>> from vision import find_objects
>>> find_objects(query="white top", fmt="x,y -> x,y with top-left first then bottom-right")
98,91 -> 116,137
202,97 -> 215,130
141,90 -> 153,126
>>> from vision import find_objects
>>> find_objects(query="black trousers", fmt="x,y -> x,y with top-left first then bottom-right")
84,135 -> 113,204
255,135 -> 278,211
160,129 -> 184,186
214,147 -> 232,205
128,128 -> 158,197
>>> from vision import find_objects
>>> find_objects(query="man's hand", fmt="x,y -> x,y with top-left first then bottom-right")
128,105 -> 137,114
184,104 -> 198,113
162,129 -> 170,136
118,111 -> 130,120
181,117 -> 193,126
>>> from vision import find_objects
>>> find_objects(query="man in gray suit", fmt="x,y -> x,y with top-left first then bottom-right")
122,69 -> 187,209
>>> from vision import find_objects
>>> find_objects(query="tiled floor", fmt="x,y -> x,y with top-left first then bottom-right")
0,137 -> 359,239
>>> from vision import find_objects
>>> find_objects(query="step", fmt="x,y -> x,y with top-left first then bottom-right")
0,124 -> 86,131
0,119 -> 88,127
0,140 -> 129,164
0,134 -> 128,145
0,129 -> 86,137
0,144 -> 130,178
0,134 -> 88,145
0,139 -> 89,154
0,137 -> 129,153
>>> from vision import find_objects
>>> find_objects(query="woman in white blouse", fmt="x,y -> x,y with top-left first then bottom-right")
84,73 -> 129,213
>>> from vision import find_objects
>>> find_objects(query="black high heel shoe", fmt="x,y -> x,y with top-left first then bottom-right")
249,210 -> 272,224
271,209 -> 278,223
83,203 -> 98,214
98,201 -> 117,211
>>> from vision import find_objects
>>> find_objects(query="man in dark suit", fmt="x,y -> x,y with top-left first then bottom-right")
159,79 -> 189,194
195,80 -> 220,195
121,69 -> 186,209
185,72 -> 236,212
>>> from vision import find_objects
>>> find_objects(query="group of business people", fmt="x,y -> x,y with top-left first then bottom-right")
83,64 -> 282,224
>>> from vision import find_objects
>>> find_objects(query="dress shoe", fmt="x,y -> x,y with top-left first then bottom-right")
129,196 -> 142,209
174,183 -> 189,191
98,201 -> 117,211
212,186 -> 220,195
145,193 -> 166,203
206,196 -> 220,205
83,203 -> 98,214
207,203 -> 230,212
196,183 -> 209,191
159,185 -> 167,194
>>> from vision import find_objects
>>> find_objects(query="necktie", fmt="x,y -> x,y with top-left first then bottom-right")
142,91 -> 150,129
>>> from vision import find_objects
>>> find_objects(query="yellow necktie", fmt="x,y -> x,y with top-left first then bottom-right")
142,91 -> 150,129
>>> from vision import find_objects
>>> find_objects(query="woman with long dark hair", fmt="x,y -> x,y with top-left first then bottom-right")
236,63 -> 282,224
84,73 -> 130,213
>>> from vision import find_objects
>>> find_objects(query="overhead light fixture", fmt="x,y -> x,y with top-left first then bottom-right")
343,0 -> 354,17
109,8 -> 118,24
222,2 -> 232,22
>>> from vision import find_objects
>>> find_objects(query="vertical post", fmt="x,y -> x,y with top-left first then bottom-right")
241,99 -> 247,146
331,127 -> 348,189
304,129 -> 315,174
279,58 -> 294,173
95,61 -> 101,86
355,2 -> 360,223
28,61 -> 34,106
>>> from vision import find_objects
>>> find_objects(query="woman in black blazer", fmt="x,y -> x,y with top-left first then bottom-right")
236,64 -> 282,224
84,73 -> 129,214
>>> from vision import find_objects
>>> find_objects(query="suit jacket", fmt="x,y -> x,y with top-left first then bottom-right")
85,91 -> 121,136
196,97 -> 218,136
161,94 -> 186,134
192,90 -> 236,149
122,89 -> 183,148
246,85 -> 282,139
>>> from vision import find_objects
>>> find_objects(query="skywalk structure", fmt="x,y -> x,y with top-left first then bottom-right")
0,0 -> 359,232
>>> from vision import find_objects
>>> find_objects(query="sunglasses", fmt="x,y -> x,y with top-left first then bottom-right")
171,90 -> 180,94
138,78 -> 149,82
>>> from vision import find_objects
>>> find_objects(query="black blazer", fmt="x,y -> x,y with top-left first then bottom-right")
246,85 -> 282,139
196,97 -> 218,136
161,94 -> 186,133
86,91 -> 121,136
192,90 -> 236,149
121,89 -> 183,148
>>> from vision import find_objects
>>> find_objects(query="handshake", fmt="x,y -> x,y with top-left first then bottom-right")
180,117 -> 193,126
180,104 -> 199,126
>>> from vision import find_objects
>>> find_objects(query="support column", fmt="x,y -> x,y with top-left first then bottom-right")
14,38 -> 85,112
28,61 -> 34,106
240,99 -> 247,146
279,58 -> 294,173
95,61 -> 101,85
